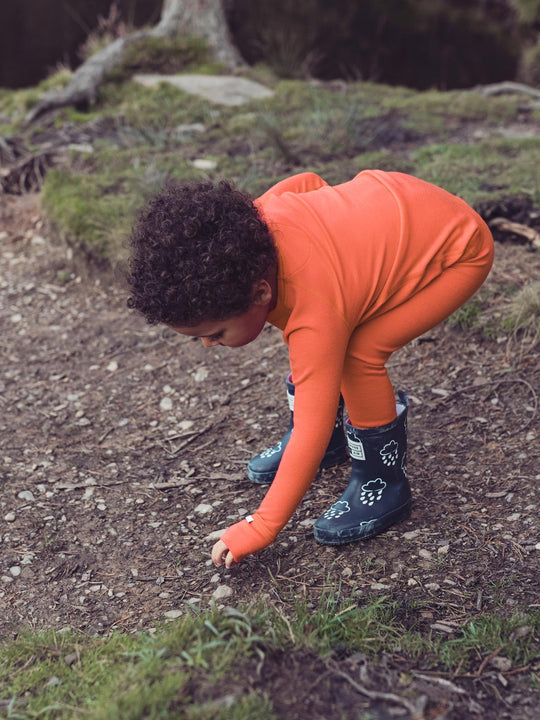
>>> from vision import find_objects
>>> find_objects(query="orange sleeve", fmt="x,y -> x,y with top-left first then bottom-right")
221,306 -> 350,561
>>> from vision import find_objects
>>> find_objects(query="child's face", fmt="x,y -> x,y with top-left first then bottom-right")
171,280 -> 273,348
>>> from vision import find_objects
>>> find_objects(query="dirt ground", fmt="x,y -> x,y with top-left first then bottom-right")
1,192 -> 539,719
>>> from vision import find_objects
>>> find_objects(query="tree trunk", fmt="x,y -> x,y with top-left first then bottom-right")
155,0 -> 242,66
26,0 -> 243,123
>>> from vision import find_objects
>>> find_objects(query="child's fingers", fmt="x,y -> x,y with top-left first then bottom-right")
224,551 -> 235,569
211,539 -> 232,567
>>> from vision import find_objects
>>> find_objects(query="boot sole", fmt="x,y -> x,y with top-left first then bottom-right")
313,501 -> 412,545
247,446 -> 349,485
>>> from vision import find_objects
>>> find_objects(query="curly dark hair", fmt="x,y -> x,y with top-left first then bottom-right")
126,179 -> 277,326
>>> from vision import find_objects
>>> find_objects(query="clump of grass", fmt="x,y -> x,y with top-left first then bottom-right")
41,147 -> 200,265
105,35 -> 222,85
78,1 -> 131,63
0,593 -> 538,720
503,280 -> 540,346
413,137 -> 540,206
448,298 -> 484,331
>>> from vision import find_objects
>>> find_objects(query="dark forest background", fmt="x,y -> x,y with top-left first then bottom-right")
1,0 -> 540,90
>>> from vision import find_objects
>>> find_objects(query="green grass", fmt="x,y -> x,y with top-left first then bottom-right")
503,280 -> 540,345
1,590 -> 538,720
413,137 -> 540,206
27,72 -> 538,266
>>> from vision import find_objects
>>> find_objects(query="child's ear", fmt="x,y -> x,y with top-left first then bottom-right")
252,279 -> 273,306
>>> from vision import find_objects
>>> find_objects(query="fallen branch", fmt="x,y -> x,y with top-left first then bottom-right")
26,30 -> 151,123
489,217 -> 540,250
472,81 -> 540,100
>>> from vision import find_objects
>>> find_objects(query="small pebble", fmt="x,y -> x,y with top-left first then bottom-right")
403,530 -> 421,540
212,585 -> 233,601
9,566 -> 21,577
194,367 -> 209,382
164,610 -> 182,620
191,158 -> 218,171
4,512 -> 16,522
160,397 -> 173,412
194,503 -> 213,515
205,529 -> 225,541
18,490 -> 35,502
489,656 -> 512,672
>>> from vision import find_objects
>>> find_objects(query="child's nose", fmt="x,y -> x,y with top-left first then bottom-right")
202,337 -> 219,348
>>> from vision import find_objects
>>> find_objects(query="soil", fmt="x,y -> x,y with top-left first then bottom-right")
1,191 -> 539,719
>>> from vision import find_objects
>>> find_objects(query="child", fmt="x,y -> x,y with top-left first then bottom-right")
127,170 -> 494,569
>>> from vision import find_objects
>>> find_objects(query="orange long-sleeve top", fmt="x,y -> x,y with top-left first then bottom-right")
221,170 -> 486,561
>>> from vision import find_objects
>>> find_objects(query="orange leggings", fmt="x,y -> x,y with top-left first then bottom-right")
341,228 -> 495,427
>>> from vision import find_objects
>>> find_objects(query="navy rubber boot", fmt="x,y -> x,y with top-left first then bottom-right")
313,391 -> 411,545
247,374 -> 348,484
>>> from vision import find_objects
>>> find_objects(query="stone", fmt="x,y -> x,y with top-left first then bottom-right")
176,122 -> 206,135
194,503 -> 213,515
133,74 -> 274,106
403,530 -> 421,540
489,656 -> 513,672
194,367 -> 209,383
205,529 -> 225,541
164,609 -> 182,620
191,158 -> 218,171
212,585 -> 233,601
160,397 -> 173,412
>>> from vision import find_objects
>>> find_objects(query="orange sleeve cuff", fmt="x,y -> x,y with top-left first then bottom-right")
220,513 -> 278,562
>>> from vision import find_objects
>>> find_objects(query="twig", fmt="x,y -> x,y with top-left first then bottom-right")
414,673 -> 467,695
159,414 -> 227,457
274,605 -> 296,644
474,645 -> 507,677
97,427 -> 114,444
326,660 -> 427,719
428,376 -> 538,433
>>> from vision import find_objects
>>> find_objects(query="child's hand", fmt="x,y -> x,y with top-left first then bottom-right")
211,539 -> 235,568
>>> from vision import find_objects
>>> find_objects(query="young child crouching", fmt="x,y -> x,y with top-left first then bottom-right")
126,170 -> 494,568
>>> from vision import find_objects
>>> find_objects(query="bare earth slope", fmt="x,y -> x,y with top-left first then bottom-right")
1,193 -> 539,718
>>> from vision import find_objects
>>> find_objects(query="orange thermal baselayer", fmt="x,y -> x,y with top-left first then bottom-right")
220,170 -> 494,562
